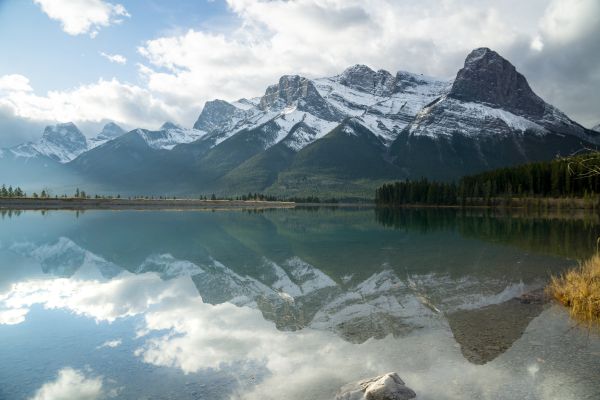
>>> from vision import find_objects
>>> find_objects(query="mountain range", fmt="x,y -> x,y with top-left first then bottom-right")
1,47 -> 598,198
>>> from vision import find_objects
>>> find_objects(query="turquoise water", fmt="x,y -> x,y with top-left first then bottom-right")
0,208 -> 599,399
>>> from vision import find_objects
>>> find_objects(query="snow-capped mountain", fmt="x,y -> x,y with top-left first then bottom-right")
4,47 -> 597,196
187,66 -> 449,154
189,75 -> 345,152
404,48 -> 592,141
9,122 -> 88,163
593,123 -> 600,133
88,122 -> 126,149
2,122 -> 127,163
314,65 -> 450,143
134,122 -> 206,150
389,48 -> 599,181
1,120 -> 205,167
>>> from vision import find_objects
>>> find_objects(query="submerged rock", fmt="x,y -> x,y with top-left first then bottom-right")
335,372 -> 416,400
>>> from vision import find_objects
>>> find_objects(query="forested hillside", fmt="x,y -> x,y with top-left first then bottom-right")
376,153 -> 600,206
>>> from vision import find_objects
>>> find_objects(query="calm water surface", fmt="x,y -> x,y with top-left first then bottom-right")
0,208 -> 599,399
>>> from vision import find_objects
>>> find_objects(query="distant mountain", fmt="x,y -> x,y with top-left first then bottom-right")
3,47 -> 597,198
88,122 -> 126,149
2,121 -> 127,163
9,122 -> 88,163
593,123 -> 600,132
69,129 -> 196,193
135,123 -> 206,150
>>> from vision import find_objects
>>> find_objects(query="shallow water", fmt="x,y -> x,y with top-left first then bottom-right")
0,208 -> 599,399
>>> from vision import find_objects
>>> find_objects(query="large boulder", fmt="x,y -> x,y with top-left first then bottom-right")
335,372 -> 416,400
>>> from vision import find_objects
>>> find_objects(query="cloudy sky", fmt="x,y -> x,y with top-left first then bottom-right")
0,0 -> 598,146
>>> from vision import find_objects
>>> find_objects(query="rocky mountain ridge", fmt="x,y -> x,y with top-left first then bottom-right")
1,47 -> 597,197
2,122 -> 126,163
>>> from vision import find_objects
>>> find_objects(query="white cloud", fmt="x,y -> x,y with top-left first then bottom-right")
97,339 -> 122,349
0,307 -> 29,325
530,36 -> 545,51
0,74 -> 33,93
2,0 -> 597,135
0,273 -> 197,324
34,0 -> 130,37
29,368 -> 103,400
0,259 -> 594,400
0,77 -> 178,130
100,52 -> 127,65
538,0 -> 600,44
133,0 -> 562,122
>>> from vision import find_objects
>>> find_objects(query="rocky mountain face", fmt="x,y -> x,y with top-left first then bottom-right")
2,122 -> 128,163
389,48 -> 598,180
9,122 -> 88,163
97,122 -> 125,140
88,122 -> 126,149
314,65 -> 449,144
2,47 -> 597,197
260,75 -> 344,122
449,48 -> 546,117
135,123 -> 206,150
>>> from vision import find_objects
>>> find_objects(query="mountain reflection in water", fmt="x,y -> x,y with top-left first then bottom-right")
0,208 -> 599,400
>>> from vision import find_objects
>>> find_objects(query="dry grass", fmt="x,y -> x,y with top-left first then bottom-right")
547,253 -> 600,327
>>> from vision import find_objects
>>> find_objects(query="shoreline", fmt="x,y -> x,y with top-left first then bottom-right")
375,196 -> 599,210
0,198 -> 296,210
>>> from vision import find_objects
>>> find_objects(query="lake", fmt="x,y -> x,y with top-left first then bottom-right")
0,208 -> 599,399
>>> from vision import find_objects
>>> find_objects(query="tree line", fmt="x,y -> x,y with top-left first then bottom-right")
375,153 -> 600,206
0,185 -> 25,198
0,185 -> 336,204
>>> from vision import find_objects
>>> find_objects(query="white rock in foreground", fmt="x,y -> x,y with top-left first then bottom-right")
335,372 -> 416,400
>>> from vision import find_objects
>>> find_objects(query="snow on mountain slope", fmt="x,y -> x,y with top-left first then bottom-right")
284,256 -> 337,294
593,123 -> 600,132
135,123 -> 207,150
137,253 -> 204,279
87,122 -> 126,149
189,54 -> 593,157
9,123 -> 88,163
192,100 -> 277,148
270,108 -> 339,150
402,48 -> 596,143
190,77 -> 343,152
407,97 -> 549,138
188,68 -> 448,153
5,122 -> 128,163
8,237 -> 121,278
314,66 -> 450,143
3,120 -> 207,163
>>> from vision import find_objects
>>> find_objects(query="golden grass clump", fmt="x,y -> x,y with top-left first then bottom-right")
547,253 -> 600,326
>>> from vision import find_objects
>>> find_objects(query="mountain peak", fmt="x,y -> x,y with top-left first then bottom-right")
42,122 -> 85,143
98,122 -> 125,139
259,75 -> 343,122
35,122 -> 88,162
338,64 -> 395,96
463,47 -> 495,65
592,123 -> 600,132
449,47 -> 545,117
160,121 -> 181,131
259,75 -> 311,110
341,64 -> 376,77
194,99 -> 242,132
